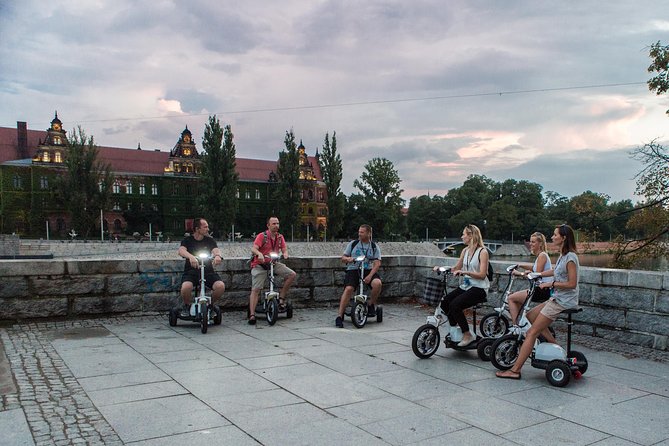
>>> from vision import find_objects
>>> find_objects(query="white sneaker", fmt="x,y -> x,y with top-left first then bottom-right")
457,336 -> 476,347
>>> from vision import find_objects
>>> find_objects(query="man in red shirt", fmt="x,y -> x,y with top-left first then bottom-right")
248,216 -> 296,324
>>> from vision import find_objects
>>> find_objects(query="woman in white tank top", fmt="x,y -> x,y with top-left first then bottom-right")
507,232 -> 552,327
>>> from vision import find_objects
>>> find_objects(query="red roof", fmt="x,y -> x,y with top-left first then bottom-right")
0,124 -> 324,182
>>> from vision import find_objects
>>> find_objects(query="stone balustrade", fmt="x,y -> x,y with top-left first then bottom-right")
0,255 -> 667,350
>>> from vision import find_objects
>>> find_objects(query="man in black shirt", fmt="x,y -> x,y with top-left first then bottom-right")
178,218 -> 225,317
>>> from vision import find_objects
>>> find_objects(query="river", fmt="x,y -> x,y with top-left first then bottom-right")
496,253 -> 668,272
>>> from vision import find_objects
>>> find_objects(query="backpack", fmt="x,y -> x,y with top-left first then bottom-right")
248,231 -> 283,265
349,239 -> 378,259
477,247 -> 494,281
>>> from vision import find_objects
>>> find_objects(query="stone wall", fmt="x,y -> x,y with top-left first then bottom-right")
0,255 -> 667,350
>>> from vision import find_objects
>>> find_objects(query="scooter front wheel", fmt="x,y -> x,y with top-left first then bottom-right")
200,304 -> 208,334
490,334 -> 521,370
212,305 -> 222,325
168,308 -> 178,327
477,337 -> 495,361
546,360 -> 571,387
351,302 -> 367,328
266,299 -> 279,326
412,324 -> 440,358
479,313 -> 509,338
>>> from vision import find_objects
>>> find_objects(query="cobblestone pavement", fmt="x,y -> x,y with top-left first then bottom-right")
1,305 -> 668,445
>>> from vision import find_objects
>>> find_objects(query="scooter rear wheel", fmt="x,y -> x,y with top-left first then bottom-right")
568,350 -> 588,374
412,324 -> 440,358
546,360 -> 571,387
351,302 -> 367,328
490,334 -> 521,370
169,308 -> 178,327
477,337 -> 495,361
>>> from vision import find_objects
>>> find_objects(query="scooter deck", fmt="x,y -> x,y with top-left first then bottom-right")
444,336 -> 481,351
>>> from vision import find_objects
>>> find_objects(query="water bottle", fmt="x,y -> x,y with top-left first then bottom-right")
463,276 -> 471,287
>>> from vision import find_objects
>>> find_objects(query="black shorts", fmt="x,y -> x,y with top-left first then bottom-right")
532,286 -> 552,303
344,269 -> 381,288
181,270 -> 222,290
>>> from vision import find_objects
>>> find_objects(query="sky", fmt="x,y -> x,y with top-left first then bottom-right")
1,0 -> 668,204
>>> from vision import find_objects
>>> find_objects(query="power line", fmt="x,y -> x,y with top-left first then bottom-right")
37,81 -> 650,126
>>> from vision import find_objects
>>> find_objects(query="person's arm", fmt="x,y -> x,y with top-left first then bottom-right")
281,236 -> 288,259
470,248 -> 488,280
178,245 -> 198,269
212,246 -> 222,266
341,242 -> 353,264
553,259 -> 578,290
437,249 -> 464,273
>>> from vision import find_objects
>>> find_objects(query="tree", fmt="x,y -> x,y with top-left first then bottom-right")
198,116 -> 239,238
407,195 -> 449,240
319,132 -> 345,239
274,129 -> 301,233
55,127 -> 113,238
353,157 -> 404,238
647,41 -> 669,115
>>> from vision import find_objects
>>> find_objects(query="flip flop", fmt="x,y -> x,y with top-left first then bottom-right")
496,370 -> 521,380
248,314 -> 256,325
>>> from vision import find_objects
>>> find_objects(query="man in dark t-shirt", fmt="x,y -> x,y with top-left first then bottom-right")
177,218 -> 225,317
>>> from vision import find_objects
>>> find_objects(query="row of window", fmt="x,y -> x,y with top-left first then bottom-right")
301,206 -> 328,216
110,181 -> 159,195
237,189 -> 262,200
12,175 -> 50,190
112,202 -> 159,212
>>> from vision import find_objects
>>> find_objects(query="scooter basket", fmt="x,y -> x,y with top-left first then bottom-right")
422,277 -> 445,305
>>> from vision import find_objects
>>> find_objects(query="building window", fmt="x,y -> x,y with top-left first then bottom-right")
151,203 -> 158,211
173,183 -> 179,195
308,207 -> 314,214
40,176 -> 49,189
236,188 -> 240,198
113,181 -> 120,194
174,163 -> 181,173
185,163 -> 193,173
13,175 -> 22,189
54,152 -> 62,163
255,189 -> 260,200
126,181 -> 133,194
308,190 -> 314,200
139,183 -> 146,195
42,151 -> 50,162
151,183 -> 158,195
185,184 -> 192,195
113,202 -> 120,211
245,190 -> 250,199
53,136 -> 62,145
98,181 -> 103,192
318,191 -> 325,201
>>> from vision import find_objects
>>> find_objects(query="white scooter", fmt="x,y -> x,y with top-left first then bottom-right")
169,253 -> 222,334
343,255 -> 383,328
252,252 -> 294,325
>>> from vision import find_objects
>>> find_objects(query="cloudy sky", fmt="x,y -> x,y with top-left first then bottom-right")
1,0 -> 668,203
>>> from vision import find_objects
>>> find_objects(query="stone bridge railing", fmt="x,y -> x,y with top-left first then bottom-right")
0,256 -> 667,350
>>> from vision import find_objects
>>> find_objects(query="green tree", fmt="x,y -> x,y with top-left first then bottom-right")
319,131 -> 345,239
55,127 -> 113,239
353,157 -> 404,238
198,116 -> 239,238
275,129 -> 301,233
407,195 -> 449,240
647,41 -> 669,115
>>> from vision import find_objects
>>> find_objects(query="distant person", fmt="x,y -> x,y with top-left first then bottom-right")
248,217 -> 296,325
497,224 -> 580,380
507,232 -> 552,329
335,224 -> 382,328
433,224 -> 489,346
177,218 -> 225,317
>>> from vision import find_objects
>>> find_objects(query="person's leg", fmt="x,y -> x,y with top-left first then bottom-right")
496,312 -> 554,378
275,264 -> 296,307
181,281 -> 194,306
249,267 -> 267,323
526,303 -> 556,343
508,290 -> 527,325
338,285 -> 355,317
369,277 -> 382,306
211,281 -> 225,302
442,288 -> 465,325
448,288 -> 487,345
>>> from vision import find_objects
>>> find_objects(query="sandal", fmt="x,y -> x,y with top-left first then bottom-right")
248,314 -> 256,325
278,298 -> 287,312
496,370 -> 521,380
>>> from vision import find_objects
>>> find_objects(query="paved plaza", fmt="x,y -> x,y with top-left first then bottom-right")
1,304 -> 668,446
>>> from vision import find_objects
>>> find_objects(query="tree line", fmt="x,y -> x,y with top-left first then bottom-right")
56,41 -> 669,267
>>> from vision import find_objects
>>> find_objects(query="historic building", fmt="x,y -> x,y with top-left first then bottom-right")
0,113 -> 327,240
